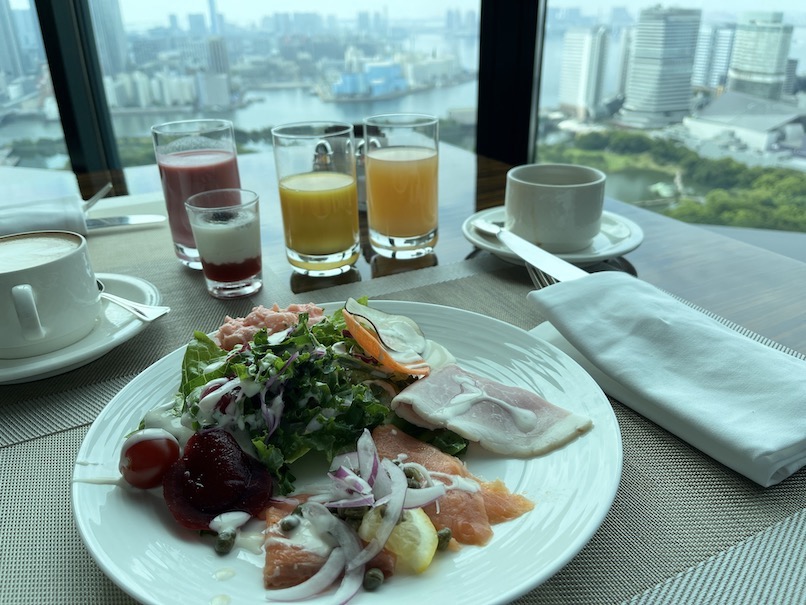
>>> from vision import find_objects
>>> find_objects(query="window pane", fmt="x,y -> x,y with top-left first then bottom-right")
86,1 -> 480,193
0,0 -> 68,172
537,4 -> 806,234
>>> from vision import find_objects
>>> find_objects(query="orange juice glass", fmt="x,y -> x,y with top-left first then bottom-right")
364,114 -> 439,258
271,122 -> 360,276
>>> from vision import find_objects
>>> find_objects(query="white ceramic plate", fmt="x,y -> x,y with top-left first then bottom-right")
0,273 -> 162,385
463,206 -> 644,266
72,301 -> 622,605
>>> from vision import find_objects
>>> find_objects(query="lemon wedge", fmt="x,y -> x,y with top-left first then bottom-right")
359,507 -> 439,573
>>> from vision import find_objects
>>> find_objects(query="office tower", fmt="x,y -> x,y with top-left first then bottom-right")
692,23 -> 736,91
618,7 -> 701,129
616,27 -> 632,97
88,0 -> 128,75
0,0 -> 24,80
783,59 -> 798,96
727,12 -> 793,101
610,7 -> 633,31
12,5 -> 45,74
207,37 -> 229,74
558,26 -> 609,120
188,13 -> 208,36
208,0 -> 220,35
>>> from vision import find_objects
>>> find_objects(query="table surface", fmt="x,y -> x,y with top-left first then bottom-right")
1,146 -> 805,605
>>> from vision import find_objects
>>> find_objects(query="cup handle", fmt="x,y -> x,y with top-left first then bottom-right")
12,284 -> 46,341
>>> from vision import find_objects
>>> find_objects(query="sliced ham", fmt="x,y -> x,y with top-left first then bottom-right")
371,424 -> 534,546
391,364 -> 592,457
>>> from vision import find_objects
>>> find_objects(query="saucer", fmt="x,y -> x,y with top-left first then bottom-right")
0,273 -> 162,385
462,207 -> 644,266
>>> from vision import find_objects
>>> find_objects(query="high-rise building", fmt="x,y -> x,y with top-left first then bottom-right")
783,58 -> 798,97
726,12 -> 793,101
0,0 -> 24,80
616,27 -> 633,97
188,13 -> 208,37
12,5 -> 45,74
207,37 -> 229,74
88,0 -> 129,76
208,0 -> 220,35
558,26 -> 609,120
692,23 -> 736,91
618,7 -> 701,129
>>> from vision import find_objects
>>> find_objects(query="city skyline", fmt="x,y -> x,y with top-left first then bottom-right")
8,0 -> 806,30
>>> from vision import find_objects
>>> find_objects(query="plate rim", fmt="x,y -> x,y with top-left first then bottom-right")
462,206 -> 644,265
72,300 -> 623,605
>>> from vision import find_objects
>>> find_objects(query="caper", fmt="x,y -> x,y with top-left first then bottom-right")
362,567 -> 385,591
436,527 -> 452,551
403,466 -> 425,488
336,506 -> 369,520
279,515 -> 300,533
215,529 -> 236,555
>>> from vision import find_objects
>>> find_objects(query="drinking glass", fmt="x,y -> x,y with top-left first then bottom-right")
271,122 -> 360,276
151,119 -> 241,269
363,114 -> 439,258
185,188 -> 262,299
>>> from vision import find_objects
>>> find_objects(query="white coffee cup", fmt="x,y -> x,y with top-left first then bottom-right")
0,231 -> 101,359
504,163 -> 606,253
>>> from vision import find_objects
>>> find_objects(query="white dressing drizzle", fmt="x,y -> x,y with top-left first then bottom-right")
210,511 -> 251,534
394,454 -> 480,493
209,512 -> 265,555
212,568 -> 236,581
265,516 -> 334,559
430,374 -> 538,432
235,530 -> 266,555
142,401 -> 196,445
72,475 -> 123,486
420,339 -> 456,371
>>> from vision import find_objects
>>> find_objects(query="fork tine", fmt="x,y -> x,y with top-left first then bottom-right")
525,264 -> 558,289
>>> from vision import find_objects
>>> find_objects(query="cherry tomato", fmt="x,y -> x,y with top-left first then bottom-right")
119,428 -> 181,489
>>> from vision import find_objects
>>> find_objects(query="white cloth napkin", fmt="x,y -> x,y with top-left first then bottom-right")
0,195 -> 87,237
527,271 -> 806,487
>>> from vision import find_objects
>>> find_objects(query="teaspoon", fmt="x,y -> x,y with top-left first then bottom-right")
96,279 -> 170,322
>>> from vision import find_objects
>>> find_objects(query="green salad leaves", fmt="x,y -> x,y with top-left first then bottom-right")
173,304 -> 407,493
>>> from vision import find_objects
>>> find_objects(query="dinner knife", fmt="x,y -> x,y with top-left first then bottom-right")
475,218 -> 588,282
86,215 -> 166,230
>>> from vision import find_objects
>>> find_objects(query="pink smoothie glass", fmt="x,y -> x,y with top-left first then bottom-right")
151,119 -> 241,269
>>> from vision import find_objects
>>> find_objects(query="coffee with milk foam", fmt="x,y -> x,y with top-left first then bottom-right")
0,232 -> 81,273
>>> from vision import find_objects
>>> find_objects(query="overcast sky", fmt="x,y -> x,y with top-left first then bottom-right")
11,0 -> 805,29
120,1 -> 805,30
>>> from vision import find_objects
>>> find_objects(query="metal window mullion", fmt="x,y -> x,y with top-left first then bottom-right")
476,0 -> 543,165
33,0 -> 126,197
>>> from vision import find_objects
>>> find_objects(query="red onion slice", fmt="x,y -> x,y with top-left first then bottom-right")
403,483 -> 446,509
356,429 -> 380,486
347,458 -> 407,571
330,452 -> 358,472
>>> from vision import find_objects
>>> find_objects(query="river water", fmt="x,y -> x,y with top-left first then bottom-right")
0,32 -> 480,151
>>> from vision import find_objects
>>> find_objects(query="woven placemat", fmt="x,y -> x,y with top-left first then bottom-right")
2,255 -> 804,605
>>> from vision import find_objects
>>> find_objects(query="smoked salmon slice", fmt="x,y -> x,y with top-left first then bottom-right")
263,500 -> 396,590
371,424 -> 534,546
264,501 -> 327,589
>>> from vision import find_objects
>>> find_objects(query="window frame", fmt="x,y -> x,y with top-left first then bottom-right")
476,0 -> 544,165
33,0 -> 127,197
